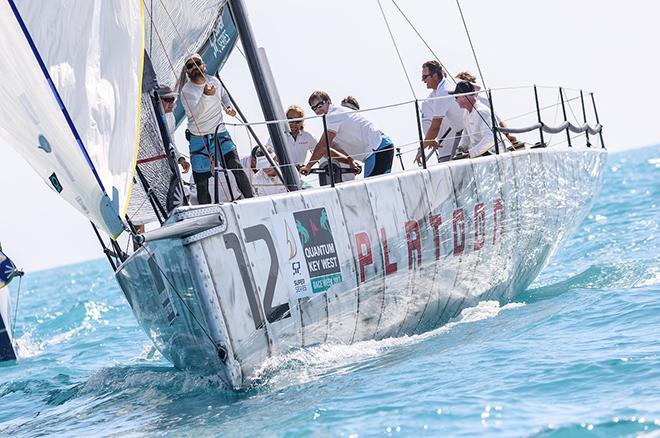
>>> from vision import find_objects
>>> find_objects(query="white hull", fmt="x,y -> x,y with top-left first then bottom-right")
116,147 -> 606,389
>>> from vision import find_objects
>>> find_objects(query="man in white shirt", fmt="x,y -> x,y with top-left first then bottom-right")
276,104 -> 355,186
300,91 -> 393,179
451,81 -> 503,158
454,71 -> 520,147
180,53 -> 253,204
415,60 -> 465,165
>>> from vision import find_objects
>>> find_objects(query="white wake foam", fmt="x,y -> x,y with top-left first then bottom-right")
252,300 -> 525,388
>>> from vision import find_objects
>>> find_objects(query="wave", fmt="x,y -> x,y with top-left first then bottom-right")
251,300 -> 525,390
12,300 -> 111,359
532,416 -> 660,437
520,260 -> 660,303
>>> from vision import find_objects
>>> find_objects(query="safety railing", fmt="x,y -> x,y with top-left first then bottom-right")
203,84 -> 604,202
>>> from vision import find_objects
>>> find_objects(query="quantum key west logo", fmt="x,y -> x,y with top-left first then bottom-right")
293,208 -> 343,293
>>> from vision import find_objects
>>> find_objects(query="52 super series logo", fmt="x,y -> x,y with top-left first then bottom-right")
275,207 -> 344,297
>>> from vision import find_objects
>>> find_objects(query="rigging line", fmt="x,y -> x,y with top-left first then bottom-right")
11,275 -> 22,337
388,0 -> 494,145
389,0 -> 457,86
455,0 -> 487,89
142,3 -> 214,170
377,0 -> 416,99
141,246 -> 219,349
566,91 -> 581,124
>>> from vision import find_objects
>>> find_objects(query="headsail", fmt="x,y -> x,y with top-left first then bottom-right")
143,0 -> 238,125
0,0 -> 144,237
127,1 -> 238,225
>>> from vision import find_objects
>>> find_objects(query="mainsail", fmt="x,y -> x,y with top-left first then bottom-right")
127,1 -> 238,225
0,0 -> 144,237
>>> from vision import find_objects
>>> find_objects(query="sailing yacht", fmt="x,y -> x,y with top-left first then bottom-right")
0,0 -> 606,389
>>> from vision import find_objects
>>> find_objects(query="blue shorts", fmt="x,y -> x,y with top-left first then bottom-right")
189,131 -> 237,173
364,133 -> 394,178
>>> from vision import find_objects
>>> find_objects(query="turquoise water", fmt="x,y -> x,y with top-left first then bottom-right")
1,145 -> 658,437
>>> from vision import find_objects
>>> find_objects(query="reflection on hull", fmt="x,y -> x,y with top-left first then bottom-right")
116,147 -> 606,389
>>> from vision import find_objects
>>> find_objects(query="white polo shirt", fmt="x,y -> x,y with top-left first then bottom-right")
267,130 -> 317,166
325,105 -> 381,160
421,78 -> 466,157
181,75 -> 233,135
253,170 -> 287,196
458,100 -> 501,158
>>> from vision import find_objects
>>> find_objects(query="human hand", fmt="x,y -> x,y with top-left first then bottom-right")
179,158 -> 191,173
225,107 -> 237,117
414,151 -> 422,166
203,84 -> 216,96
425,140 -> 439,151
300,164 -> 311,176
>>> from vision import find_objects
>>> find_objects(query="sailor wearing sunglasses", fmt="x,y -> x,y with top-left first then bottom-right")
180,53 -> 254,204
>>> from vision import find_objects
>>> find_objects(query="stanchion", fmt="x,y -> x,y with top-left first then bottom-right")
580,90 -> 591,147
533,85 -> 545,147
414,100 -> 427,169
322,114 -> 335,187
559,87 -> 572,147
590,92 -> 605,149
487,90 -> 500,154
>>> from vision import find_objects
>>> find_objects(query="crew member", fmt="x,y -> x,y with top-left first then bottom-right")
301,91 -> 393,179
451,81 -> 503,158
180,53 -> 253,204
415,60 -> 465,164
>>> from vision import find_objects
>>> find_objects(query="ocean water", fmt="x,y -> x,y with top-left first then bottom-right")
1,145 -> 658,437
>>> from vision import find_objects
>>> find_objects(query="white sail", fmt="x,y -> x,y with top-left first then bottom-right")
0,0 -> 144,237
145,0 -> 230,90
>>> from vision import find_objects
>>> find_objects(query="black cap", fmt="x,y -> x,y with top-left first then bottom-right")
449,81 -> 476,95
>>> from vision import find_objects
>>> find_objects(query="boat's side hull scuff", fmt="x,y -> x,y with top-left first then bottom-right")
116,148 -> 606,389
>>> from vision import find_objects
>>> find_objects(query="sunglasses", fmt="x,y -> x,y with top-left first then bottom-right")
422,73 -> 432,81
185,59 -> 203,70
310,100 -> 326,111
162,97 -> 175,103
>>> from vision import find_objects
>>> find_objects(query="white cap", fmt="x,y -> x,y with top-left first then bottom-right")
256,156 -> 271,170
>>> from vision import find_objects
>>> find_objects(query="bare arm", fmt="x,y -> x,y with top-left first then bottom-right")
424,117 -> 443,146
304,130 -> 337,169
414,116 -> 444,165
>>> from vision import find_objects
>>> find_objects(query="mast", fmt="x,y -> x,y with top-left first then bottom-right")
227,0 -> 300,191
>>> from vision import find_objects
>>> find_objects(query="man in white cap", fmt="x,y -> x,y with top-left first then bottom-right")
252,150 -> 287,196
180,53 -> 253,204
451,81 -> 503,158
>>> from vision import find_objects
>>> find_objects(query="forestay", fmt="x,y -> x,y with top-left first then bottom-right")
0,0 -> 144,237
